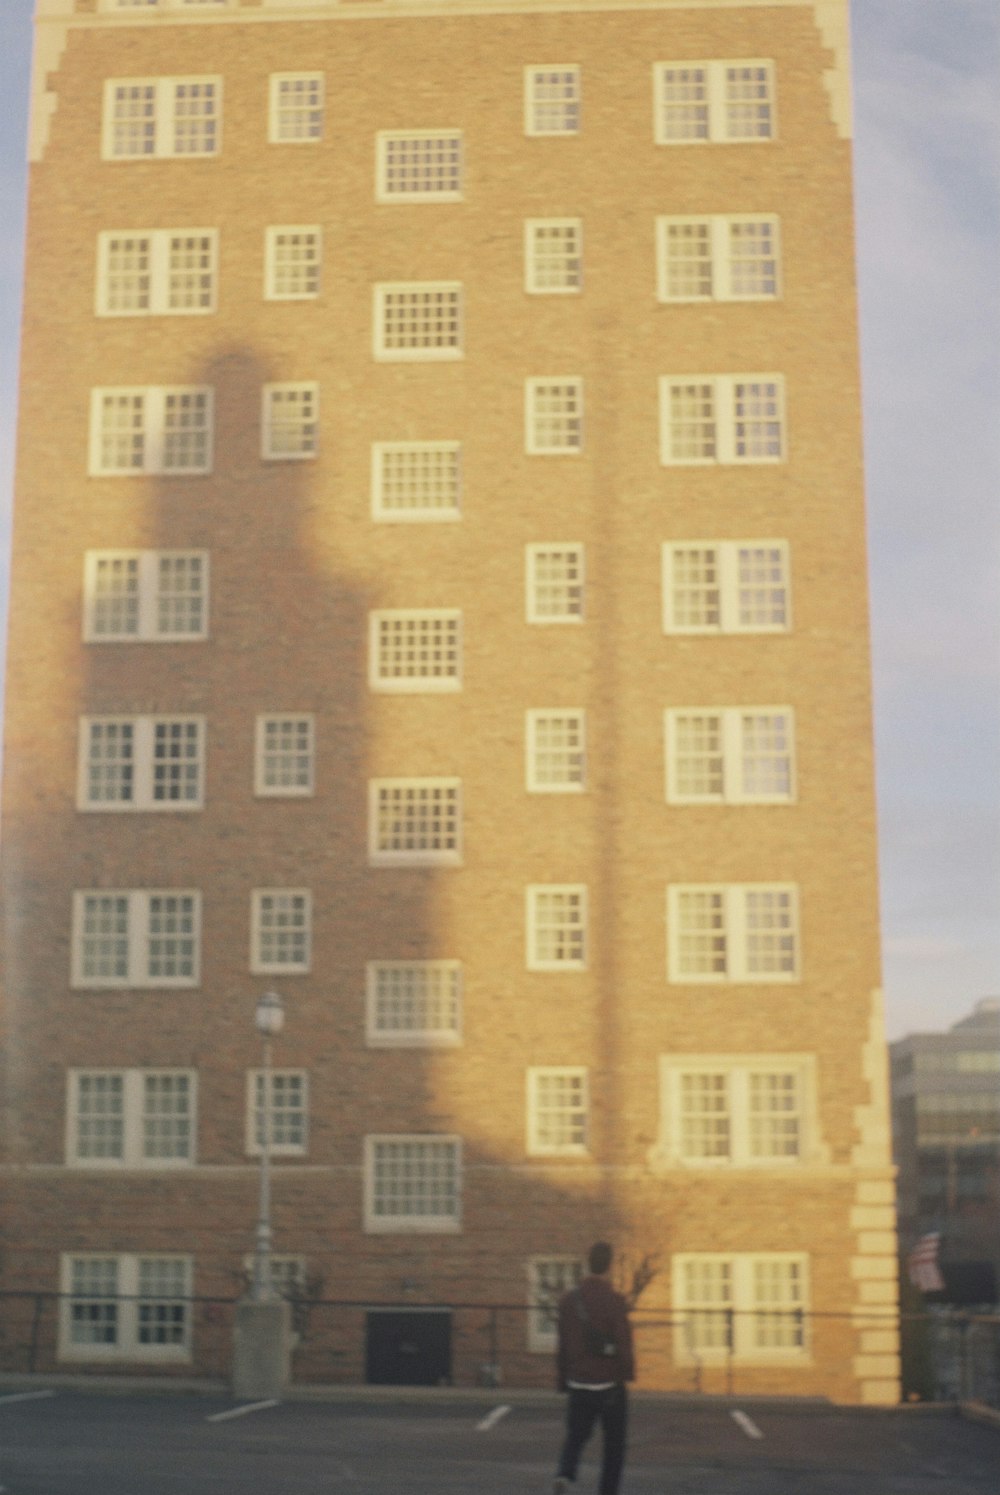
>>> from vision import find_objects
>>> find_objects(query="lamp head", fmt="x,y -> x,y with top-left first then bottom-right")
255,989 -> 285,1037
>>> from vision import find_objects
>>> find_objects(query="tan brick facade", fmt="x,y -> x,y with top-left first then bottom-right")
1,0 -> 899,1400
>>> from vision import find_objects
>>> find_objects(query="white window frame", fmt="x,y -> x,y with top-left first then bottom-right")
376,130 -> 464,203
364,1134 -> 462,1233
653,60 -> 776,145
83,550 -> 209,643
96,229 -> 218,316
672,1253 -> 809,1366
666,883 -> 800,984
526,1257 -> 584,1352
264,226 -> 322,301
254,714 -> 315,798
371,441 -> 462,523
77,715 -> 206,812
250,889 -> 312,974
664,707 -> 795,804
526,709 -> 586,793
261,382 -> 319,461
245,1069 -> 309,1157
268,72 -> 324,145
59,1254 -> 193,1364
373,282 -> 464,361
525,544 -> 585,624
662,541 -> 791,635
66,1069 -> 197,1169
655,215 -> 780,302
369,610 -> 462,693
525,65 -> 581,137
103,1 -> 231,10
365,960 -> 463,1049
527,1067 -> 590,1157
659,375 -> 785,465
368,778 -> 462,867
89,387 -> 214,476
102,77 -> 222,160
526,885 -> 588,972
525,218 -> 583,295
525,378 -> 584,455
656,1055 -> 821,1168
71,890 -> 201,989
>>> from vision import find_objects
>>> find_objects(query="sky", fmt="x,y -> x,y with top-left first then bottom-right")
0,0 -> 997,1042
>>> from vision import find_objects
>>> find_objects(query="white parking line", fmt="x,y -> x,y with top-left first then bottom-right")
206,1399 -> 279,1423
0,1390 -> 57,1407
476,1404 -> 511,1432
730,1409 -> 764,1440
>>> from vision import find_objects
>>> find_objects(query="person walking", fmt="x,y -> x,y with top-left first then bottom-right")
553,1241 -> 634,1494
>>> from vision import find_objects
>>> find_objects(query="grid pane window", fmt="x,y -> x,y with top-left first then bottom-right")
672,889 -> 727,978
725,64 -> 775,141
62,1255 -> 192,1361
88,555 -> 141,637
737,545 -> 790,630
668,885 -> 799,983
84,720 -> 135,805
250,1071 -> 307,1154
95,392 -> 146,472
666,708 -> 794,803
106,82 -> 157,157
727,218 -> 780,297
744,888 -> 797,976
369,779 -> 462,865
679,1073 -> 730,1158
137,1259 -> 189,1346
142,1074 -> 192,1161
146,895 -> 199,982
171,81 -> 220,156
659,221 -> 713,299
526,66 -> 581,136
375,284 -> 462,359
262,383 -> 318,459
100,235 -> 152,312
70,1070 -> 195,1168
526,545 -> 585,623
156,553 -> 207,637
739,712 -> 793,799
265,228 -> 321,300
733,380 -> 784,459
366,1136 -> 461,1229
663,543 -> 790,635
269,73 -> 324,143
371,611 -> 461,692
526,710 -> 585,791
75,1074 -> 125,1161
529,1069 -> 588,1154
660,377 -> 785,465
372,442 -> 462,521
77,895 -> 131,984
90,388 -> 213,475
655,65 -> 709,142
748,1072 -> 801,1159
68,1258 -> 119,1347
105,78 -> 220,160
527,886 -> 587,970
80,716 -> 204,811
680,1258 -> 732,1350
166,234 -> 215,310
661,1060 -> 810,1166
526,378 -> 583,453
525,219 -> 582,293
73,891 -> 200,988
528,1258 -> 583,1351
252,890 -> 311,973
255,715 -> 314,797
669,714 -> 723,799
655,60 -> 775,144
151,720 -> 202,803
366,961 -> 462,1046
99,230 -> 216,316
662,381 -> 716,462
377,131 -> 463,200
163,390 -> 211,471
656,216 -> 779,302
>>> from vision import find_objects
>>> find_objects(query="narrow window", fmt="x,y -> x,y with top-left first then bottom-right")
525,66 -> 581,136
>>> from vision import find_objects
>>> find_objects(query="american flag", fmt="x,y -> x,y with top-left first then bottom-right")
907,1231 -> 945,1293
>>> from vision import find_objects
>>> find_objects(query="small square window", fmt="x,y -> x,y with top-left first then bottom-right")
525,219 -> 582,294
526,710 -> 586,792
527,885 -> 587,971
525,66 -> 580,136
526,545 -> 585,623
255,715 -> 314,797
261,382 -> 318,459
370,610 -> 461,692
369,779 -> 462,866
251,889 -> 312,973
265,227 -> 321,300
371,442 -> 461,521
526,379 -> 583,454
374,283 -> 463,360
528,1068 -> 589,1155
365,1135 -> 461,1232
269,73 -> 324,143
366,961 -> 462,1047
376,131 -> 463,201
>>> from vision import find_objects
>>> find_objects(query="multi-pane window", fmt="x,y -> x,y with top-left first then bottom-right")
665,708 -> 795,803
78,716 -> 205,811
659,375 -> 785,464
106,1 -> 229,9
526,378 -> 584,453
662,542 -> 790,634
371,442 -> 462,521
653,60 -> 775,143
103,77 -> 221,159
527,1257 -> 584,1351
90,387 -> 213,476
526,544 -> 585,623
84,551 -> 208,642
71,890 -> 201,988
60,1254 -> 192,1362
247,1071 -> 308,1155
374,283 -> 463,360
261,382 -> 318,459
525,219 -> 583,294
97,230 -> 217,315
376,131 -> 463,201
265,227 -> 321,300
369,610 -> 461,692
528,1068 -> 589,1155
525,65 -> 581,136
364,1135 -> 462,1232
369,779 -> 462,866
255,715 -> 314,797
526,710 -> 586,792
68,1070 -> 195,1168
250,890 -> 312,974
658,1058 -> 812,1165
667,884 -> 800,983
672,1255 -> 808,1362
268,73 -> 324,143
527,885 -> 587,971
366,961 -> 462,1047
656,216 -> 780,302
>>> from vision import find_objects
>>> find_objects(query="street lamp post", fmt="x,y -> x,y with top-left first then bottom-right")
252,989 -> 284,1303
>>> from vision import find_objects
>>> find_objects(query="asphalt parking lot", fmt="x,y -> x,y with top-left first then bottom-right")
0,1389 -> 997,1495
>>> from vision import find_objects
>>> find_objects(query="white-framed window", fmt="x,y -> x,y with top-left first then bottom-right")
84,551 -> 208,642
78,716 -> 205,812
376,130 -> 463,202
102,77 -> 221,159
246,1070 -> 308,1156
527,1257 -> 584,1352
665,708 -> 795,804
662,541 -> 790,635
96,229 -> 217,316
104,1 -> 230,10
365,961 -> 462,1048
525,218 -> 583,294
59,1254 -> 193,1363
250,890 -> 312,974
374,283 -> 463,360
261,382 -> 318,460
254,715 -> 314,797
672,1254 -> 809,1363
371,441 -> 462,522
67,1069 -> 196,1168
526,710 -> 586,792
369,610 -> 461,693
526,378 -> 583,454
526,544 -> 585,623
525,65 -> 581,136
656,215 -> 780,302
364,1135 -> 462,1232
90,387 -> 213,476
658,1056 -> 818,1166
659,375 -> 785,464
369,778 -> 462,867
667,884 -> 800,984
527,885 -> 587,971
527,1068 -> 589,1156
265,227 -> 321,300
268,72 -> 324,143
653,60 -> 776,144
71,890 -> 200,989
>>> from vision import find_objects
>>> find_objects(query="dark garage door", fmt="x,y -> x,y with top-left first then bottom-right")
365,1310 -> 452,1386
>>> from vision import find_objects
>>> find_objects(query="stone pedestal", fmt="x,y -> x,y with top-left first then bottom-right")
232,1298 -> 292,1401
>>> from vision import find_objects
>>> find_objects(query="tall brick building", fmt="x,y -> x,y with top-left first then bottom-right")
1,0 -> 899,1402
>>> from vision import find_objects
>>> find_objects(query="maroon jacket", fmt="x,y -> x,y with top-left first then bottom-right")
556,1274 -> 635,1389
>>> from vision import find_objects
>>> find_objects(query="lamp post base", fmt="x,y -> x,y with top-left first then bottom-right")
232,1297 -> 292,1401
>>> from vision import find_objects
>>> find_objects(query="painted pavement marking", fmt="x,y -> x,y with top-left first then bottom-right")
476,1404 -> 512,1432
0,1390 -> 57,1407
730,1408 -> 764,1440
206,1398 -> 280,1423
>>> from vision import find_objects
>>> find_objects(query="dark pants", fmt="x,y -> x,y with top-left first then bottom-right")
557,1383 -> 628,1495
